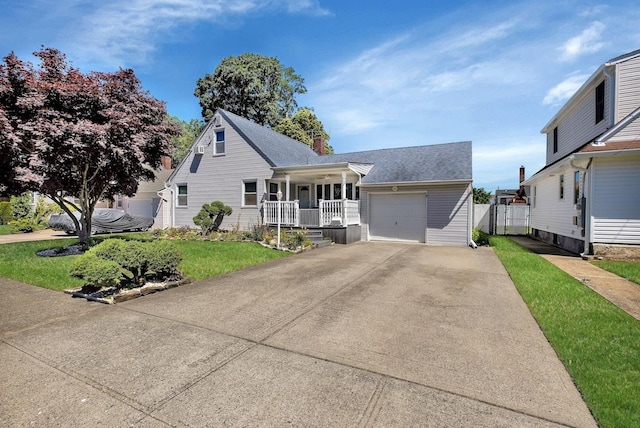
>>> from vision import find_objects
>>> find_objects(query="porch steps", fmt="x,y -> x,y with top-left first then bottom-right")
284,229 -> 333,248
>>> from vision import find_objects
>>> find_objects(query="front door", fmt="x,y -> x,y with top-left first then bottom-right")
298,185 -> 310,208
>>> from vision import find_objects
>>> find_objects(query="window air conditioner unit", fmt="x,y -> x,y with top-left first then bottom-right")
196,145 -> 205,155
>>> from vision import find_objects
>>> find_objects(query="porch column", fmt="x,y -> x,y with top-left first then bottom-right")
341,171 -> 347,225
285,175 -> 291,201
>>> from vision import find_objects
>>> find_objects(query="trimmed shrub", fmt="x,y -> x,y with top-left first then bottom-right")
69,253 -> 122,288
146,240 -> 182,279
90,239 -> 147,284
193,200 -> 233,234
0,202 -> 11,225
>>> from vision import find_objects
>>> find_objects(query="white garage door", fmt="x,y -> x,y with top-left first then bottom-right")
369,193 -> 426,243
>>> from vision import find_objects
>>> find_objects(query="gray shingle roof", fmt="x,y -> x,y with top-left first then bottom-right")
219,109 -> 471,184
219,109 -> 318,167
308,141 -> 472,184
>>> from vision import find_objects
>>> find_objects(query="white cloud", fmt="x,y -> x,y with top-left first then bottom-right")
560,21 -> 606,61
70,0 -> 330,67
542,73 -> 590,105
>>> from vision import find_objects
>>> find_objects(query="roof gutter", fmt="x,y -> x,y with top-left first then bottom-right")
361,179 -> 471,187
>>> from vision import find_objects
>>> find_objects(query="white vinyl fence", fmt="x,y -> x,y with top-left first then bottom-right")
473,204 -> 530,235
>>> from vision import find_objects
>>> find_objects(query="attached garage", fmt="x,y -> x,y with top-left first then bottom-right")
366,184 -> 471,245
369,193 -> 427,243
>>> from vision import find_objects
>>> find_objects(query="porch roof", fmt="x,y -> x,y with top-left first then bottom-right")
271,162 -> 374,182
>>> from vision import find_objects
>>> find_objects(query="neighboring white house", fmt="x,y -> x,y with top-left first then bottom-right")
164,108 -> 473,245
524,48 -> 640,256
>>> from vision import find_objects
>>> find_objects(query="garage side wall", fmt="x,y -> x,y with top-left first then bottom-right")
426,185 -> 472,245
361,183 -> 471,245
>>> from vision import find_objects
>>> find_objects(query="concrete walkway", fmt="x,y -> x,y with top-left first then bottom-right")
510,236 -> 640,321
1,243 -> 596,427
0,228 -> 71,244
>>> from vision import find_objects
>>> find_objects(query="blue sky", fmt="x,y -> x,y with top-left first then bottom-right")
2,0 -> 639,191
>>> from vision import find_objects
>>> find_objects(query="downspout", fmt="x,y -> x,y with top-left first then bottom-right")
604,66 -> 615,129
158,183 -> 174,229
569,155 -> 593,256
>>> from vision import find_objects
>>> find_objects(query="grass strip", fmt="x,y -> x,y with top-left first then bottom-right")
592,260 -> 640,287
0,237 -> 290,291
490,236 -> 640,428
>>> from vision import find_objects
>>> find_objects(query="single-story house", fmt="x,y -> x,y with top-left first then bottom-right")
163,108 -> 473,245
523,48 -> 640,256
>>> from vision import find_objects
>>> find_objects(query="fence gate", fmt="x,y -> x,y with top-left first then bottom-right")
492,204 -> 530,235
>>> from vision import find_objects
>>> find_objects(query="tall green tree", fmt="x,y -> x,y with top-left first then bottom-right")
273,108 -> 334,154
194,53 -> 306,127
0,47 -> 179,244
169,116 -> 205,167
473,187 -> 492,204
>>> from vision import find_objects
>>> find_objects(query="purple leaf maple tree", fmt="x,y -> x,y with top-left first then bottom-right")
0,47 -> 180,243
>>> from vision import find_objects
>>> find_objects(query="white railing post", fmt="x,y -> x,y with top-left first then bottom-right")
318,199 -> 324,227
342,199 -> 347,226
294,200 -> 300,227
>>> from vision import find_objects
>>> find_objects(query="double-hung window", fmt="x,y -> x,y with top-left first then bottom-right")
243,180 -> 257,206
552,126 -> 558,154
595,81 -> 605,124
214,130 -> 225,155
269,183 -> 279,201
559,174 -> 564,200
177,184 -> 188,207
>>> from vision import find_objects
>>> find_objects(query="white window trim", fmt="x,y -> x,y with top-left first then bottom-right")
242,179 -> 258,207
176,184 -> 188,207
214,128 -> 225,156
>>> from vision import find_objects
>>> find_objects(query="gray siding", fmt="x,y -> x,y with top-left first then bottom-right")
610,56 -> 640,142
361,184 -> 471,245
170,117 -> 274,230
546,78 -> 610,164
592,154 -> 640,244
426,185 -> 471,245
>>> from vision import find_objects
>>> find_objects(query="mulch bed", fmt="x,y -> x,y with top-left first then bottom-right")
64,278 -> 192,304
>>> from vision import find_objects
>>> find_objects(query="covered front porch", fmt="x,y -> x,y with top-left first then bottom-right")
263,199 -> 360,227
262,161 -> 371,228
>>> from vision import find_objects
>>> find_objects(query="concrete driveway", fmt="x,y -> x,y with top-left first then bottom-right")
0,242 -> 596,427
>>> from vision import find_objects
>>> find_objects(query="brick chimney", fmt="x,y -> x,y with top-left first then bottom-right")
312,136 -> 325,156
161,156 -> 172,170
519,165 -> 525,184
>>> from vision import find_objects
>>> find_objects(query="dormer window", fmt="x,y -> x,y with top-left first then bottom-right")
553,126 -> 558,154
595,81 -> 605,124
214,130 -> 225,155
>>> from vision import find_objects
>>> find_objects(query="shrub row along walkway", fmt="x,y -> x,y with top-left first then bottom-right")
510,236 -> 640,321
0,243 -> 596,426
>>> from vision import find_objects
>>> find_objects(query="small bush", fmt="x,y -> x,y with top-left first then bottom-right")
282,229 -> 308,249
472,228 -> 490,246
69,253 -> 122,288
10,193 -> 32,220
146,240 -> 182,279
193,200 -> 233,235
9,218 -> 36,233
91,239 -> 147,284
0,202 -> 11,225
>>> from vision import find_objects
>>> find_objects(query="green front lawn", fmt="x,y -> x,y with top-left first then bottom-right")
0,238 -> 291,291
491,236 -> 640,428
592,260 -> 640,286
0,225 -> 11,235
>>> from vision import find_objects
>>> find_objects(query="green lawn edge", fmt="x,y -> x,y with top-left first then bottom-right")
592,260 -> 640,287
0,237 -> 291,291
490,236 -> 640,428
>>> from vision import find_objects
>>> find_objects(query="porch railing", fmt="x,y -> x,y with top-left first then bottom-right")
264,201 -> 299,226
264,199 -> 360,227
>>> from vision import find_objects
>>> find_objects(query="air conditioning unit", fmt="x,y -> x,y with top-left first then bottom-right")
196,145 -> 205,155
